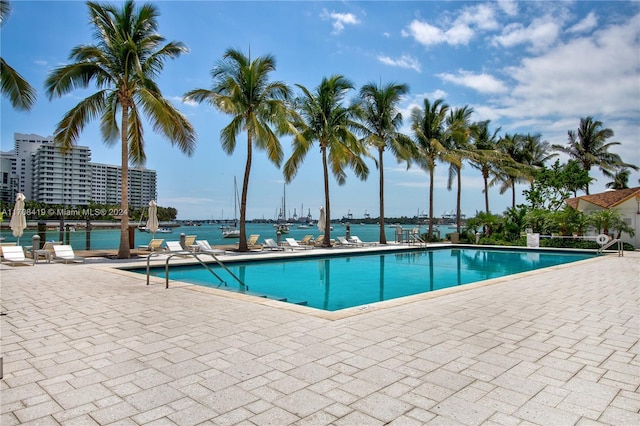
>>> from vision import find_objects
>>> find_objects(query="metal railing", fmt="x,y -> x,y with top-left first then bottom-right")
145,250 -> 246,289
597,238 -> 624,256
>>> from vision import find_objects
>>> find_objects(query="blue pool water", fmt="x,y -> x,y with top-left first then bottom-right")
135,248 -> 593,311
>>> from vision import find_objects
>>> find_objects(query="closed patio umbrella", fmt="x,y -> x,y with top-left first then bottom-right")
318,207 -> 326,233
146,200 -> 159,236
9,193 -> 27,245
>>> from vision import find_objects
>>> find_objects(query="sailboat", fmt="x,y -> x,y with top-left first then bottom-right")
273,184 -> 290,234
297,205 -> 313,228
222,177 -> 240,238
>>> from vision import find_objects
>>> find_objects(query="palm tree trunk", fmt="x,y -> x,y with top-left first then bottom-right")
428,167 -> 434,239
321,146 -> 331,247
117,106 -> 130,259
511,181 -> 516,208
483,169 -> 490,213
239,133 -> 252,252
378,147 -> 386,244
585,164 -> 591,195
456,167 -> 461,234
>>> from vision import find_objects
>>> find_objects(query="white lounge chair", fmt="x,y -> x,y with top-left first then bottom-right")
350,236 -> 377,246
336,236 -> 357,247
285,237 -> 313,250
196,240 -> 226,255
264,238 -> 285,251
165,241 -> 189,253
1,246 -> 34,266
53,245 -> 85,263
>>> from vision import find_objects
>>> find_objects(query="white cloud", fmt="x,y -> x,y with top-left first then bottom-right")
457,4 -> 499,31
500,13 -> 640,120
497,0 -> 518,16
437,70 -> 508,94
568,11 -> 598,34
170,96 -> 199,107
445,23 -> 475,45
402,3 -> 500,47
320,9 -> 360,34
492,17 -> 562,52
377,53 -> 421,72
402,19 -> 445,46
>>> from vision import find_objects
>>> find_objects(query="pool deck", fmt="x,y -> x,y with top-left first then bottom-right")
1,245 -> 639,425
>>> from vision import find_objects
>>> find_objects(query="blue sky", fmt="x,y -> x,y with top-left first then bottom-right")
2,0 -> 639,220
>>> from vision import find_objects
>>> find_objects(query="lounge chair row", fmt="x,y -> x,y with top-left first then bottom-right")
139,237 -> 227,255
263,235 -> 378,250
1,244 -> 85,266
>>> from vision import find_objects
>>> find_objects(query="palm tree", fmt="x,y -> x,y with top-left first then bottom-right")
469,120 -> 502,214
605,168 -> 631,189
0,0 -> 36,110
410,98 -> 450,239
553,116 -> 638,194
495,133 -> 533,209
444,105 -> 474,234
284,75 -> 369,247
588,209 -> 635,239
358,81 -> 410,244
45,0 -> 196,258
521,133 -> 557,189
184,49 -> 293,252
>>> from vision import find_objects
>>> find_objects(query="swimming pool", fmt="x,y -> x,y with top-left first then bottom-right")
135,248 -> 594,311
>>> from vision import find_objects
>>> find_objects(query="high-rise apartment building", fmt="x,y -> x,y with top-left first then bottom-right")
91,163 -> 157,207
0,133 -> 157,207
0,133 -> 54,201
32,143 -> 92,205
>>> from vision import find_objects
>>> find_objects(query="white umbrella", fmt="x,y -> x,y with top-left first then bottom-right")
318,207 -> 326,233
146,200 -> 159,236
9,193 -> 27,245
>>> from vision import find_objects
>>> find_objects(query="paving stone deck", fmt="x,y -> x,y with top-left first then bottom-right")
1,248 -> 638,425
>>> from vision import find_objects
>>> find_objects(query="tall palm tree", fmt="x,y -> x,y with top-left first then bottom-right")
46,0 -> 196,258
521,133 -> 557,189
444,105 -> 474,234
284,75 -> 369,247
0,0 -> 36,110
469,120 -> 502,214
495,133 -> 533,209
552,116 -> 638,194
410,97 -> 450,239
358,81 -> 410,244
184,49 -> 293,252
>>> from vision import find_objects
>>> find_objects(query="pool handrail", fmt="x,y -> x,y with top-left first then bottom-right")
597,238 -> 623,256
145,250 -> 247,289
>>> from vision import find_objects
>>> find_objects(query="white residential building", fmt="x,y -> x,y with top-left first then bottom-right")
91,163 -> 157,207
0,133 -> 157,208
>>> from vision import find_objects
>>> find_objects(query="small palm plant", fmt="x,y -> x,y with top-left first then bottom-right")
588,209 -> 635,239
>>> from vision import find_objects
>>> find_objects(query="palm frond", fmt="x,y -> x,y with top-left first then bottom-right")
0,57 -> 37,110
54,90 -> 109,152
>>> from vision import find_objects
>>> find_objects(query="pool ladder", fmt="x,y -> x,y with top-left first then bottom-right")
408,228 -> 428,248
597,238 -> 624,256
145,250 -> 246,289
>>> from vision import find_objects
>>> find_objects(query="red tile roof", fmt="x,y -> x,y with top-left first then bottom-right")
566,187 -> 640,210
